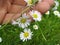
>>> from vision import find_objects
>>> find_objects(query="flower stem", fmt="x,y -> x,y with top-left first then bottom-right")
36,22 -> 47,41
0,19 -> 10,30
40,28 -> 47,41
0,23 -> 8,30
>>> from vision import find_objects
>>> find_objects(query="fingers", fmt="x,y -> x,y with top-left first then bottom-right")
2,13 -> 15,24
13,0 -> 27,6
42,0 -> 54,6
8,4 -> 23,14
12,13 -> 21,20
0,0 -> 3,8
7,0 -> 12,12
33,0 -> 54,14
0,0 -> 12,24
8,0 -> 13,3
3,4 -> 24,24
35,2 -> 50,14
0,8 -> 7,24
2,0 -> 25,24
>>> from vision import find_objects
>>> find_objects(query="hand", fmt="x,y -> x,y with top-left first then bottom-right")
0,0 -> 54,24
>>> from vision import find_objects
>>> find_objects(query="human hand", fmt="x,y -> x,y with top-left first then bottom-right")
0,0 -> 54,24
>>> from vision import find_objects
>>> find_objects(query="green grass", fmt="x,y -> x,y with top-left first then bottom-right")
0,0 -> 60,45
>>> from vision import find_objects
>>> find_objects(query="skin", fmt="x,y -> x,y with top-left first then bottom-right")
42,0 -> 54,6
0,0 -> 54,24
35,1 -> 50,14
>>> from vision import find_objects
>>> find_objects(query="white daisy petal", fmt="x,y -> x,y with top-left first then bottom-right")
52,6 -> 57,10
45,11 -> 50,15
0,25 -> 1,27
22,39 -> 25,41
21,24 -> 25,28
57,14 -> 60,17
55,1 -> 59,7
0,37 -> 2,43
22,13 -> 27,18
52,1 -> 59,10
12,20 -> 19,25
25,23 -> 28,27
18,24 -> 21,27
57,44 -> 60,45
27,22 -> 30,26
24,29 -> 28,32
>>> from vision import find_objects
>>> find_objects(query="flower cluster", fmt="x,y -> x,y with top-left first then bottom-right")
12,10 -> 42,41
11,0 -> 42,42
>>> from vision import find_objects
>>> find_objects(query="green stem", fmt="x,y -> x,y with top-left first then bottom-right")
20,6 -> 31,15
0,23 -> 8,30
40,28 -> 47,41
36,22 -> 47,41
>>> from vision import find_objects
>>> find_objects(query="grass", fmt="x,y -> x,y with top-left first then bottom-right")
0,0 -> 60,45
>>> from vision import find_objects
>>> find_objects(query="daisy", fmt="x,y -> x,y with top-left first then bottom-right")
55,1 -> 59,7
53,10 -> 60,17
24,0 -> 33,6
0,37 -> 2,43
52,1 -> 59,10
20,28 -> 33,42
53,10 -> 60,15
57,44 -> 60,45
12,13 -> 31,28
29,10 -> 42,21
45,11 -> 50,15
0,25 -> 1,27
33,24 -> 38,30
57,14 -> 60,17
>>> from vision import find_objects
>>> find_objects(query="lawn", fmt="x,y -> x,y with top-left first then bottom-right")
0,0 -> 60,45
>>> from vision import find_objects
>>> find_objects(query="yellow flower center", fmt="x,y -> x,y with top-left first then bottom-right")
21,18 -> 26,23
33,14 -> 38,18
24,32 -> 29,38
28,0 -> 32,5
